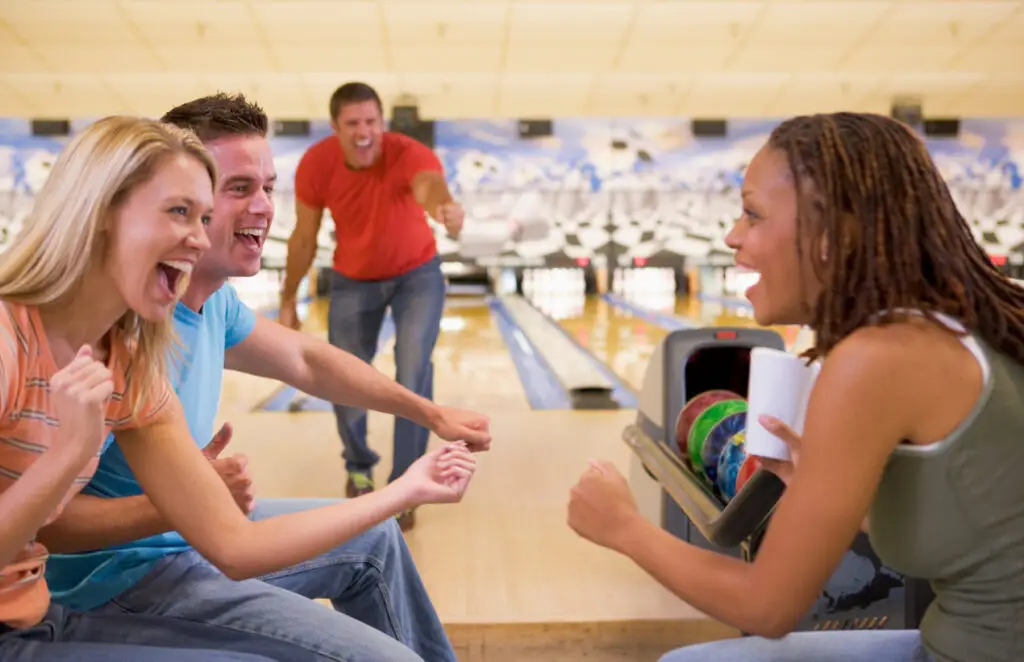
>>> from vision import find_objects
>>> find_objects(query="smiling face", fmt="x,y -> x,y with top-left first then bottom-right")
104,152 -> 213,321
725,145 -> 824,327
331,100 -> 384,169
195,134 -> 277,281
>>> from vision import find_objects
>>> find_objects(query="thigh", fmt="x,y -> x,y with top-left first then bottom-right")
1,641 -> 274,662
101,551 -> 422,662
250,498 -> 398,598
390,258 -> 445,366
659,630 -> 929,662
328,272 -> 388,362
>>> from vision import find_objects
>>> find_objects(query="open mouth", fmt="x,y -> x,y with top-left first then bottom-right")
235,227 -> 266,251
157,260 -> 193,298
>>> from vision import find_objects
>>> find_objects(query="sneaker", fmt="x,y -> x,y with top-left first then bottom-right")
397,508 -> 416,532
346,471 -> 375,498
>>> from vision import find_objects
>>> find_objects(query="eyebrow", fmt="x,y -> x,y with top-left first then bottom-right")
222,174 -> 278,186
164,195 -> 207,207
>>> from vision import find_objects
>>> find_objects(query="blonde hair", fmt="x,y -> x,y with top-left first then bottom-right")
0,115 -> 217,419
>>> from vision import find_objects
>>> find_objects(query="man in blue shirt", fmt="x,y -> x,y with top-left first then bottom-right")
39,94 -> 489,662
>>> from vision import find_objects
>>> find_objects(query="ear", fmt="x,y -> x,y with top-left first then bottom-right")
819,234 -> 828,263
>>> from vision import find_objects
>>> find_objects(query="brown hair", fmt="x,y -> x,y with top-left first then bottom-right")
161,92 -> 268,143
767,112 -> 1024,363
329,82 -> 383,121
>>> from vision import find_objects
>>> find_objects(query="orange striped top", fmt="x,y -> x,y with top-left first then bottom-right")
0,301 -> 170,628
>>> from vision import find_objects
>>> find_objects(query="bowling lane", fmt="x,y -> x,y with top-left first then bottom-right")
220,295 -> 533,415
351,297 -> 535,414
530,291 -> 670,392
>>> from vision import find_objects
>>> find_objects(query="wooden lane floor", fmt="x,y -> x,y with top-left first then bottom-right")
213,294 -> 734,661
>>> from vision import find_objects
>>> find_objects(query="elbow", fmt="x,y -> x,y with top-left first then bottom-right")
192,527 -> 259,581
204,545 -> 257,582
742,602 -> 804,640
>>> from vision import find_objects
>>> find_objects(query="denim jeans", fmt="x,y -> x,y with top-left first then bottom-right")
327,255 -> 446,482
659,630 -> 934,662
0,603 -> 276,661
91,498 -> 456,662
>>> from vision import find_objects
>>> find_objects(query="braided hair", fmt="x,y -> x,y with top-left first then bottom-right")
767,112 -> 1024,363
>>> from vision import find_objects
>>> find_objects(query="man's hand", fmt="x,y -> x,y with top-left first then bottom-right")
436,202 -> 465,239
202,423 -> 256,515
277,297 -> 301,331
427,406 -> 491,452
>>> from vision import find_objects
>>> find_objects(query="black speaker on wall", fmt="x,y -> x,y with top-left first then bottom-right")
891,102 -> 923,128
923,118 -> 960,138
691,119 -> 728,138
31,119 -> 71,137
391,105 -> 420,132
518,119 -> 553,139
272,120 -> 311,137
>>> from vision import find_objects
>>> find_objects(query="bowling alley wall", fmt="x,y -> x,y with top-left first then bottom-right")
1,115 -> 1023,283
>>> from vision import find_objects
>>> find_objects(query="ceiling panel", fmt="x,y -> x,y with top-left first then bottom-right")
383,1 -> 507,42
508,2 -> 634,42
390,44 -> 505,72
0,0 -> 1020,119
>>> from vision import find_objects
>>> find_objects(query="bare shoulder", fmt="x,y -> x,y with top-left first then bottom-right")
821,317 -> 983,443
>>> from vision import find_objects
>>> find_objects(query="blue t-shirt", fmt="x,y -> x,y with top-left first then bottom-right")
45,283 -> 257,610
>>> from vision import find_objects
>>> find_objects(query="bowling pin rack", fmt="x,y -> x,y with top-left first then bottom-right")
624,326 -> 788,553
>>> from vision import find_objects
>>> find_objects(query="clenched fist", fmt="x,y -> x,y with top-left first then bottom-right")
52,345 -> 114,463
436,202 -> 465,239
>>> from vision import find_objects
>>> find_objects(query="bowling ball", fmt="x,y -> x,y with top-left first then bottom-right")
716,430 -> 747,501
674,390 -> 743,467
687,399 -> 747,482
702,411 -> 746,487
735,455 -> 762,494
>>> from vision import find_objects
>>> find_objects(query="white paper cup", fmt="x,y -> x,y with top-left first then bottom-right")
745,348 -> 819,461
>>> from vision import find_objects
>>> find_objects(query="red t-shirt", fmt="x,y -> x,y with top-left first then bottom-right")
294,132 -> 443,281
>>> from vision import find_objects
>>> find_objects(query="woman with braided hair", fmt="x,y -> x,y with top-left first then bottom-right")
566,112 -> 1024,662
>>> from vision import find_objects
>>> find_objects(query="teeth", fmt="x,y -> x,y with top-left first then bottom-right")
236,228 -> 265,237
160,260 -> 193,274
355,139 -> 371,148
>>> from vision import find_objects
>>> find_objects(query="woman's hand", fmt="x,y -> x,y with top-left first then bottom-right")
394,442 -> 477,506
755,414 -> 802,486
567,459 -> 640,553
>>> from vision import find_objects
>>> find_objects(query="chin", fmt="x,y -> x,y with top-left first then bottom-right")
234,258 -> 262,278
132,299 -> 177,323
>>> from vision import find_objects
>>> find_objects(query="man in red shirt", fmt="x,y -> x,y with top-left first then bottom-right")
279,82 -> 466,531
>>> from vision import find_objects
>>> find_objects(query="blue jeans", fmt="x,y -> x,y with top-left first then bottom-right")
327,256 -> 446,482
92,498 -> 456,662
659,630 -> 934,662
0,603 -> 275,661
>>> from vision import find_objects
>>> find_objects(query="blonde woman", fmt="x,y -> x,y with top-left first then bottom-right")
0,116 -> 475,662
0,117 -> 276,661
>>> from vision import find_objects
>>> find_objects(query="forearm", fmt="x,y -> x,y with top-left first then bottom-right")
36,493 -> 168,554
297,338 -> 438,427
191,482 -> 414,580
614,515 -> 788,638
282,232 -> 318,301
0,449 -> 89,567
412,172 -> 454,216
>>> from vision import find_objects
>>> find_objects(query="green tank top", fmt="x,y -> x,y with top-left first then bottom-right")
869,314 -> 1024,662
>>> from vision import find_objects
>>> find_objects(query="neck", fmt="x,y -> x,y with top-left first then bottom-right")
180,268 -> 227,313
37,269 -> 127,361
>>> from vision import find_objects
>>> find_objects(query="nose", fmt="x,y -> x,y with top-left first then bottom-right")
188,222 -> 211,253
249,188 -> 274,217
724,217 -> 744,251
